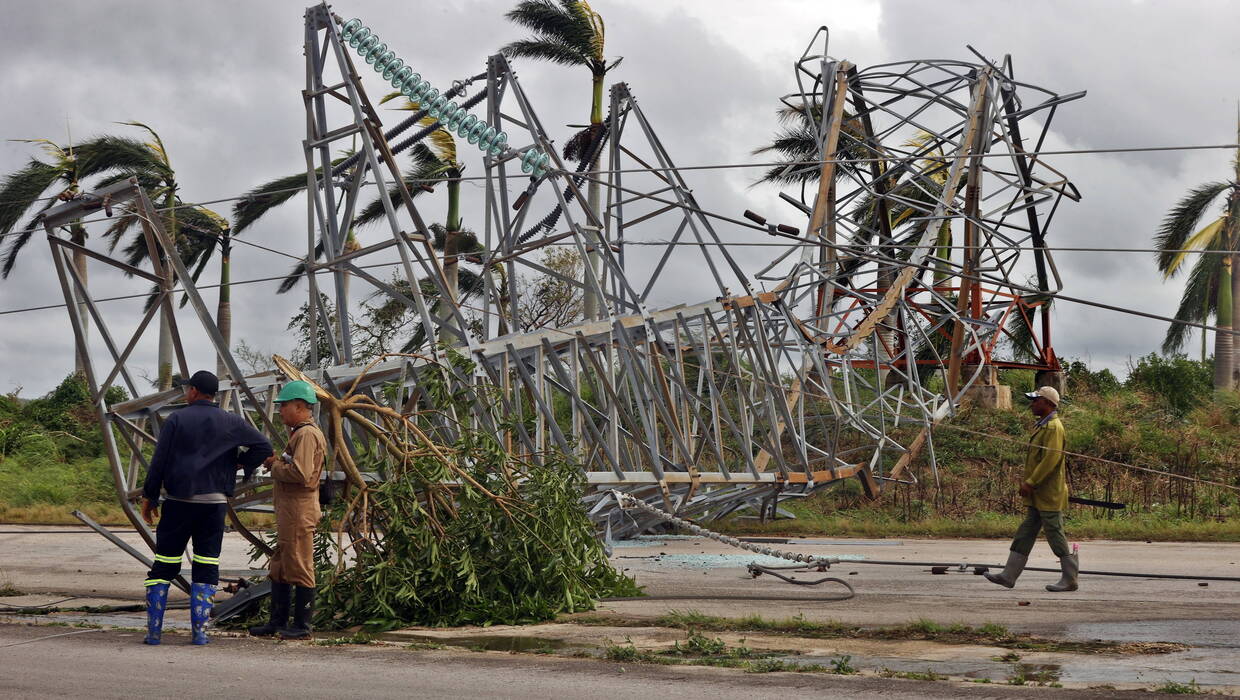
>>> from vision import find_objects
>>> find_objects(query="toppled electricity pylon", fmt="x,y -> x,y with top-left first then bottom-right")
44,6 -> 1080,556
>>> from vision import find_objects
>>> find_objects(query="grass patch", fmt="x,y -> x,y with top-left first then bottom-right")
1153,679 -> 1209,694
716,509 -> 1240,542
314,632 -> 374,646
578,610 -> 1187,655
880,668 -> 945,681
0,568 -> 20,597
603,638 -> 645,662
667,631 -> 727,656
603,631 -> 836,675
829,654 -> 857,674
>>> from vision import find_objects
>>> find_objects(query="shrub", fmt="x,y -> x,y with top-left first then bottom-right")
1126,354 -> 1212,416
1062,357 -> 1121,396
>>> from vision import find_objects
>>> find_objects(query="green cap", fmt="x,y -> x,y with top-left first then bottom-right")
275,380 -> 318,405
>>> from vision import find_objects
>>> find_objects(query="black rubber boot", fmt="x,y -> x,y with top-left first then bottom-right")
248,581 -> 291,637
279,586 -> 315,640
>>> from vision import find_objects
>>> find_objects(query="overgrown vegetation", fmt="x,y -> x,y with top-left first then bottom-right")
0,374 -> 128,522
723,355 -> 1240,540
3,355 -> 1239,548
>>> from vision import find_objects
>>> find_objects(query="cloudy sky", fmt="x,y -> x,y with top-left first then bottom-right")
1,0 -> 1238,396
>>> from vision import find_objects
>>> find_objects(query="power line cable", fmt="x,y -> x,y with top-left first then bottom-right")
0,141 -> 1235,213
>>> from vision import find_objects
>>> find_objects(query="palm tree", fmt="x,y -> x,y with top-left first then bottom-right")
1156,179 -> 1239,390
501,0 -> 620,321
88,123 -> 232,389
0,131 -> 225,382
1156,115 -> 1240,390
0,139 -> 91,374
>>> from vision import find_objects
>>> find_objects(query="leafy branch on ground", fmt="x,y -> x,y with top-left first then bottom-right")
259,349 -> 642,630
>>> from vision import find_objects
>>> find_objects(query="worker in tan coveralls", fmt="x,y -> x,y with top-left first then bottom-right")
984,385 -> 1078,592
248,380 -> 327,639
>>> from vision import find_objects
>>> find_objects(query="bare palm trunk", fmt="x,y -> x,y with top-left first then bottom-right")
1231,116 -> 1240,390
157,303 -> 174,390
1203,293 -> 1210,364
1215,256 -> 1233,391
70,224 -> 89,377
1233,249 -> 1240,390
216,231 -> 232,379
583,74 -> 605,321
438,179 -> 463,346
157,188 -> 177,391
338,231 -> 359,358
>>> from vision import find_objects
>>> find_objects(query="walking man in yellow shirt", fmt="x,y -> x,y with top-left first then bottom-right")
984,386 -> 1078,592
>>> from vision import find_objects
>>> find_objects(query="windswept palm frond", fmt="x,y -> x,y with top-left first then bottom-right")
1154,181 -> 1229,275
1162,248 -> 1223,354
751,101 -> 868,187
72,135 -> 172,182
381,94 -> 459,167
277,239 -> 326,295
501,38 -> 587,69
231,171 -> 314,235
0,159 -> 64,277
354,145 -> 448,228
502,0 -> 607,74
1163,216 -> 1227,278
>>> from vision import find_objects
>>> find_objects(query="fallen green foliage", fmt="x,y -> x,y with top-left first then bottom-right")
312,450 -> 640,630
308,351 -> 640,631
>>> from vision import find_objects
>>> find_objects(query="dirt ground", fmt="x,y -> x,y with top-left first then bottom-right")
2,525 -> 1238,694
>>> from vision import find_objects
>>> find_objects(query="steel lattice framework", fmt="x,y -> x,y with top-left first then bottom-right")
45,6 -> 1080,559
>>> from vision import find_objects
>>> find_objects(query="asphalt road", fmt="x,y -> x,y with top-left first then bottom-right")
0,623 -> 1158,699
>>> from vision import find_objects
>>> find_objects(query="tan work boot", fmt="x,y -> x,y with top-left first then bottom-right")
984,551 -> 1027,588
1046,554 -> 1079,592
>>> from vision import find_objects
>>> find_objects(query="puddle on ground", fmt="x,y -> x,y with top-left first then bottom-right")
779,650 -> 1237,688
1064,619 -> 1240,648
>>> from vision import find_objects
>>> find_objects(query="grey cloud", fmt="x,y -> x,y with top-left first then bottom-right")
1,0 -> 1236,395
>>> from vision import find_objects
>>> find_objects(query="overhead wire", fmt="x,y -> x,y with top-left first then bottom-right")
0,140 -> 1236,222
1,222 -> 1232,492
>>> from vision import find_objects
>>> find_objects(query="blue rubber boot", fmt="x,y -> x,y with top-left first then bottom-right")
143,582 -> 170,645
190,583 -> 216,646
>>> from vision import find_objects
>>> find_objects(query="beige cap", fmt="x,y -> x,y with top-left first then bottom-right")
1023,385 -> 1060,405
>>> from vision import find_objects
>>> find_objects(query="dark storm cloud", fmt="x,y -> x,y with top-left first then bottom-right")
1,0 -> 1236,395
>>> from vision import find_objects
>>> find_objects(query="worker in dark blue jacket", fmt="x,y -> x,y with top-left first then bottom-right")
140,370 -> 273,646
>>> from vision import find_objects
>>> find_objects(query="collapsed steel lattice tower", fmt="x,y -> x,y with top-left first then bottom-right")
46,6 -> 1080,557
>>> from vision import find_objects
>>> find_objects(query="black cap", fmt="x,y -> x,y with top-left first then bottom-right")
175,370 -> 219,396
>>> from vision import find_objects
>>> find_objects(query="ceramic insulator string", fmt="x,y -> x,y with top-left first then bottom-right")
340,17 -> 552,178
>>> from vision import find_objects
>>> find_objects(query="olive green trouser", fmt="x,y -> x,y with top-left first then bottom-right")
1010,507 -> 1070,558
